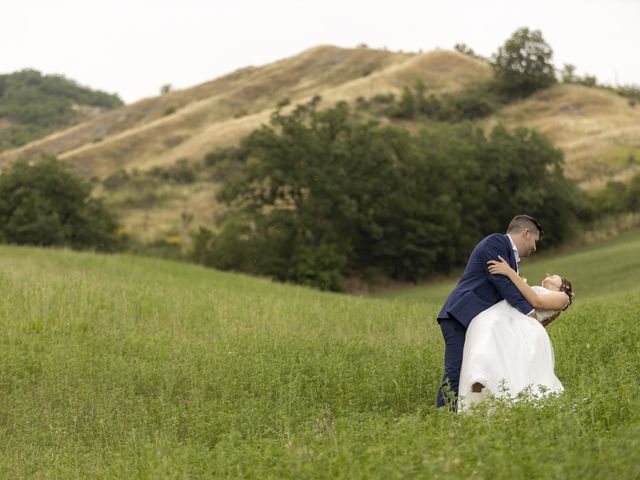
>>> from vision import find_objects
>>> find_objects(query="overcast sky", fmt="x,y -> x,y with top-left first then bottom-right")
2,0 -> 638,104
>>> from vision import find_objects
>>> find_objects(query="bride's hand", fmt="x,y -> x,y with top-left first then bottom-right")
487,256 -> 515,276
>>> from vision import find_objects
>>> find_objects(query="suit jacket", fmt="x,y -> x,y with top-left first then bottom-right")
437,233 -> 533,327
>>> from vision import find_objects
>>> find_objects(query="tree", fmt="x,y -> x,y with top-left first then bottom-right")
0,156 -> 120,250
492,27 -> 556,98
476,125 -> 581,245
215,101 -> 403,289
561,64 -> 577,83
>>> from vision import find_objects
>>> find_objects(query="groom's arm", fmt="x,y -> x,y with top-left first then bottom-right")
479,236 -> 534,316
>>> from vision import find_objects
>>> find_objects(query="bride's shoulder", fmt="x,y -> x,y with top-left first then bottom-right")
531,285 -> 550,294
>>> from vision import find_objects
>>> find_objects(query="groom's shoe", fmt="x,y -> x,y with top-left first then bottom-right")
471,382 -> 485,393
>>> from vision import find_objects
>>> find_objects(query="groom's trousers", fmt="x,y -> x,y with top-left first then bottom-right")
436,317 -> 467,409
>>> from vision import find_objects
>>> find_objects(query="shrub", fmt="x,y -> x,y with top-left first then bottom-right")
102,169 -> 131,190
148,159 -> 197,184
203,145 -> 249,167
0,155 -> 120,251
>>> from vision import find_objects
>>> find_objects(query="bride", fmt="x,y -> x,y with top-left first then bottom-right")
457,255 -> 574,411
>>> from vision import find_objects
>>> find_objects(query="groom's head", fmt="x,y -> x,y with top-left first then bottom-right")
506,215 -> 544,257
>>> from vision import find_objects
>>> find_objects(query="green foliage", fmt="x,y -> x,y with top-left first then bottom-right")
395,85 -> 419,119
453,43 -> 486,61
627,173 -> 640,211
203,144 -> 250,167
190,220 -> 259,273
0,69 -> 123,151
581,173 -> 640,218
194,101 -> 580,289
289,244 -> 347,291
0,156 -> 120,250
381,81 -> 501,122
0,232 -> 640,477
614,84 -> 640,106
561,63 -> 578,83
102,159 -> 202,203
102,168 -> 131,190
577,74 -> 598,87
560,64 -> 599,87
492,27 -> 556,98
148,158 -> 198,184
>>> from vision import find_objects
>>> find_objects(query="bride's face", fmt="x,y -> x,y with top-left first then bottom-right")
542,274 -> 562,291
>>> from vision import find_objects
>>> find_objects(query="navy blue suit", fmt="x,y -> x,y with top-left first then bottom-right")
435,233 -> 533,408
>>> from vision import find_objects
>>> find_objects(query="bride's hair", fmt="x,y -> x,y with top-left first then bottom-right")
560,277 -> 574,311
541,277 -> 574,328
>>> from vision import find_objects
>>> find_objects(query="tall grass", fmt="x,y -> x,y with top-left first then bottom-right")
0,235 -> 639,478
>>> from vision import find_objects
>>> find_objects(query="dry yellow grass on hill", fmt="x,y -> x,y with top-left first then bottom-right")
487,84 -> 640,189
0,47 -> 489,176
2,44 -> 638,242
0,46 -> 492,241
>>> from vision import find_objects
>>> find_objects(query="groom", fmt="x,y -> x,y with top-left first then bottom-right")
435,214 -> 544,408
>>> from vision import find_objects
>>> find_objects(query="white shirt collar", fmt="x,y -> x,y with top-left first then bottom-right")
506,234 -> 520,265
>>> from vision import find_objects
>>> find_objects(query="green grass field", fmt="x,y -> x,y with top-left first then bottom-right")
1,230 -> 639,478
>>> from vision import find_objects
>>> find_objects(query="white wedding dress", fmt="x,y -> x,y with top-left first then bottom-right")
457,286 -> 563,412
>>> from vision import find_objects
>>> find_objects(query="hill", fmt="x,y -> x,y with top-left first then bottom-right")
0,47 -> 489,174
488,84 -> 640,189
0,47 -> 492,241
0,69 -> 124,151
0,228 -> 638,477
1,46 -> 639,242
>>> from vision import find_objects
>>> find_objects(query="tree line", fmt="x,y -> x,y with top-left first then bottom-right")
190,101 -> 585,290
0,69 -> 123,151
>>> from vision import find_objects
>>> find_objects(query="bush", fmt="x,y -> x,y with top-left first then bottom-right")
190,220 -> 259,273
389,81 -> 499,122
102,169 -> 131,190
203,145 -> 249,167
289,244 -> 346,291
0,156 -> 120,251
148,159 -> 197,184
615,84 -> 640,105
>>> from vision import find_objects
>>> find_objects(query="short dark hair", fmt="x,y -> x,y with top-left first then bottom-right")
506,215 -> 544,239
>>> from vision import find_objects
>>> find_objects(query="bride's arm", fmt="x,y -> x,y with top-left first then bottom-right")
487,256 -> 569,311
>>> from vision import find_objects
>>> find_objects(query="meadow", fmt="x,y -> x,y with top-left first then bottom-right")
0,229 -> 639,478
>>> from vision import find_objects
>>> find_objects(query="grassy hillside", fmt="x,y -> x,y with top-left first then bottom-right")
0,47 -> 487,175
382,226 -> 640,304
0,229 -> 639,477
0,47 -> 491,242
488,83 -> 640,189
1,46 -> 639,242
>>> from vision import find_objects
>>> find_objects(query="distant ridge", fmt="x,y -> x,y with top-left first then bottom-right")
0,46 -> 489,176
0,69 -> 123,152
